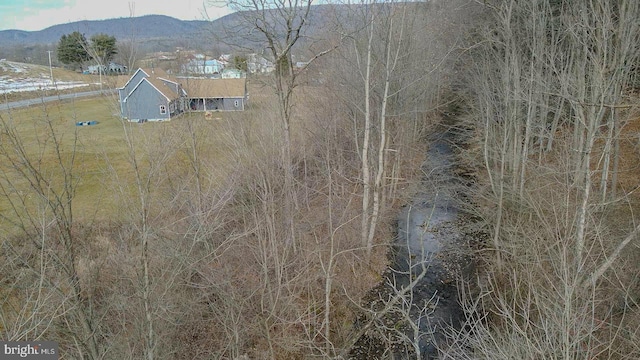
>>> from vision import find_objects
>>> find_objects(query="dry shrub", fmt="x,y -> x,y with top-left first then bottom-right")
0,64 -> 435,357
447,124 -> 640,359
138,79 -> 431,358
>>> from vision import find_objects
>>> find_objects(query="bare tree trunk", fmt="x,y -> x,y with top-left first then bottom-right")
599,110 -> 615,202
574,129 -> 593,270
0,104 -> 101,359
519,59 -> 535,197
610,116 -> 620,199
367,12 -> 400,254
360,13 -> 374,251
119,121 -> 167,360
493,122 -> 508,270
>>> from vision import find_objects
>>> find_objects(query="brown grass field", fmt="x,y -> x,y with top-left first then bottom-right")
0,82 -> 272,230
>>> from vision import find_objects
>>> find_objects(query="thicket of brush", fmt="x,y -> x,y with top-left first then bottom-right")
447,1 -> 640,359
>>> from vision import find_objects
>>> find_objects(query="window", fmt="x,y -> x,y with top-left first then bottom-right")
159,105 -> 167,114
234,100 -> 239,107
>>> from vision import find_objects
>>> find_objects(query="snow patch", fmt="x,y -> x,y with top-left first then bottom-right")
0,78 -> 90,94
0,60 -> 93,95
0,60 -> 29,73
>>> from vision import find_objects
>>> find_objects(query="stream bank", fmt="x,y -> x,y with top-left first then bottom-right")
349,123 -> 475,359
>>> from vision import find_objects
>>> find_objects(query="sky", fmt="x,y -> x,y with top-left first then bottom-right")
0,0 -> 233,31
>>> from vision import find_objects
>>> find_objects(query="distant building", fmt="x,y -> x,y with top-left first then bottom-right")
247,54 -> 275,74
87,62 -> 127,74
183,58 -> 224,75
118,67 -> 186,122
108,62 -> 127,73
87,64 -> 105,74
221,68 -> 246,79
218,54 -> 232,67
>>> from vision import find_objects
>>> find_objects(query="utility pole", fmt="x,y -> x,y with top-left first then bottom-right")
47,50 -> 54,85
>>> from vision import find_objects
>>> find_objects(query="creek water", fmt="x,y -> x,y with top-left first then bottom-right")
351,127 -> 471,359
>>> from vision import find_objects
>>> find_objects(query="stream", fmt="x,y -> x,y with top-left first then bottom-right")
350,126 -> 473,359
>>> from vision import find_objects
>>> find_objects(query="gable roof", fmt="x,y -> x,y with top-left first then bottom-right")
147,77 -> 180,99
117,68 -> 146,89
139,67 -> 169,78
123,78 -> 163,102
120,68 -> 246,103
119,67 -> 181,101
181,78 -> 246,98
118,67 -> 171,90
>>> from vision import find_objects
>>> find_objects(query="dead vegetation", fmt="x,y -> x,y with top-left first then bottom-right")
0,1 -> 502,358
0,64 -> 435,360
447,0 -> 640,359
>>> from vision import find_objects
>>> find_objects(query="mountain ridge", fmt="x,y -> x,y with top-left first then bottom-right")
0,4 -> 372,64
0,14 -> 214,47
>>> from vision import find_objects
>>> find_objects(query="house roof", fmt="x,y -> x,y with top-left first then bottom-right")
118,67 -> 169,89
146,77 -> 180,100
117,67 -> 145,89
140,67 -> 169,78
120,68 -> 246,102
119,67 -> 181,101
123,78 -> 166,102
181,78 -> 246,98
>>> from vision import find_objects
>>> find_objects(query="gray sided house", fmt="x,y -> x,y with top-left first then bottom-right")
182,78 -> 248,111
118,68 -> 186,122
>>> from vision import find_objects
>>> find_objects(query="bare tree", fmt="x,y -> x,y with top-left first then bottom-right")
331,1 -> 460,255
0,102 -> 102,359
453,0 -> 640,357
114,2 -> 139,73
208,0 -> 339,250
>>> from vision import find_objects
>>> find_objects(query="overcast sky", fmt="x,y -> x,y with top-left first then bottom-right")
0,0 -> 232,31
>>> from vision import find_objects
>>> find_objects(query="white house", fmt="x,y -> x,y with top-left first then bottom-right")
221,68 -> 246,79
183,59 -> 224,75
247,54 -> 275,74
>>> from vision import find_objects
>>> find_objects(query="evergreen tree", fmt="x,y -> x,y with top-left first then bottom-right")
57,31 -> 91,70
233,55 -> 248,72
90,34 -> 118,67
